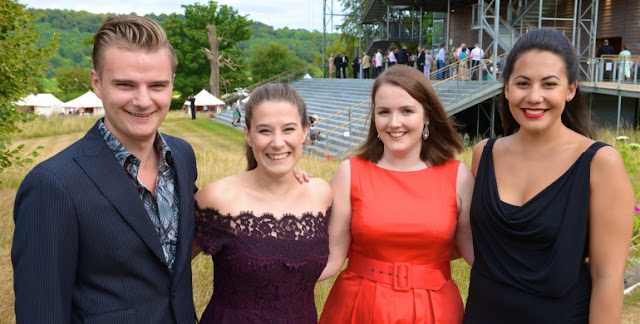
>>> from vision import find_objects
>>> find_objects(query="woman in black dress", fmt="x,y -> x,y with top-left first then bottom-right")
464,28 -> 635,323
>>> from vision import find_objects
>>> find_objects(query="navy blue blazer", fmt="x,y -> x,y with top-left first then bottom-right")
12,121 -> 198,323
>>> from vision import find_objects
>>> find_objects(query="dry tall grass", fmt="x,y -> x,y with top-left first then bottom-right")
0,111 -> 638,323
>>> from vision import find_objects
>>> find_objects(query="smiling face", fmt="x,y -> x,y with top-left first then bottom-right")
504,50 -> 577,134
245,100 -> 308,176
92,46 -> 174,148
374,83 -> 428,159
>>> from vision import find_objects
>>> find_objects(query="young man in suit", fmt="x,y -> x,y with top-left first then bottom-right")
12,15 -> 198,323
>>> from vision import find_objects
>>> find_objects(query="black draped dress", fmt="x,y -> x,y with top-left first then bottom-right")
464,138 -> 607,323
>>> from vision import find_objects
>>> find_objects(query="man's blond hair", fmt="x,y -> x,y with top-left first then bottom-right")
92,15 -> 178,77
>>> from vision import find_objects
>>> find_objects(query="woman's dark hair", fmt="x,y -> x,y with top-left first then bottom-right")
354,64 -> 462,165
244,83 -> 309,170
500,28 -> 596,138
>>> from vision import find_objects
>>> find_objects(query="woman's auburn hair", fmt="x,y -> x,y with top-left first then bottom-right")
354,64 -> 462,166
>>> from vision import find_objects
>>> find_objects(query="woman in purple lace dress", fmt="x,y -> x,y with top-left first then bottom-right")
194,83 -> 332,323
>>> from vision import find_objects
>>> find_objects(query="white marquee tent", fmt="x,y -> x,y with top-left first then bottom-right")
63,91 -> 104,115
183,89 -> 225,114
15,93 -> 64,116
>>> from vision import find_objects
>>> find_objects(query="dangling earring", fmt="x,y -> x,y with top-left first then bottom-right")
422,122 -> 430,140
377,134 -> 381,141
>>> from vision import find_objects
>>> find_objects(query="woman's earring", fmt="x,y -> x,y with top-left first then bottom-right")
422,122 -> 430,140
377,134 -> 381,141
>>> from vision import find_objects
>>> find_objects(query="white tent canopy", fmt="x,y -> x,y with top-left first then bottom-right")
16,93 -> 64,107
183,89 -> 225,107
15,93 -> 64,116
63,91 -> 103,108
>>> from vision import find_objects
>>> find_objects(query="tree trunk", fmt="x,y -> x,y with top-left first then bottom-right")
206,24 -> 220,98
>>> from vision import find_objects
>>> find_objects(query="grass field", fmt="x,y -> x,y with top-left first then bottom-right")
1,111 -> 639,323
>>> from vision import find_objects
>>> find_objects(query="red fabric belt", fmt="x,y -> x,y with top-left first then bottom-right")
347,252 -> 451,292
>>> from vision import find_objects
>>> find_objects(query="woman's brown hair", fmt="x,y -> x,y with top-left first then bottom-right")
354,64 -> 463,165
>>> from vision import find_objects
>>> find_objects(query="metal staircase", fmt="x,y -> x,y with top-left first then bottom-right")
214,60 -> 504,159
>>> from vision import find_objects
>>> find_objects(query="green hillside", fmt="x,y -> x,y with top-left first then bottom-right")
29,8 -> 331,96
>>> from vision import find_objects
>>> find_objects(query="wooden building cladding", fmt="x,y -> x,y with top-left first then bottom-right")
442,0 -> 638,57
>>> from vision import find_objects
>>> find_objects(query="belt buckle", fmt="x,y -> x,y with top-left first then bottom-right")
393,262 -> 411,291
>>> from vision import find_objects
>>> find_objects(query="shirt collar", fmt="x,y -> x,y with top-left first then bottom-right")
97,118 -> 172,169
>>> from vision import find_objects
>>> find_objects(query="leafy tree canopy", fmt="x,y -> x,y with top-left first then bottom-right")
163,1 -> 253,98
55,67 -> 92,102
247,42 -> 306,83
0,0 -> 56,173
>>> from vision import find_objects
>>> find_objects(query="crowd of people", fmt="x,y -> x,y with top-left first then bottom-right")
331,42 -> 500,82
11,14 -> 636,324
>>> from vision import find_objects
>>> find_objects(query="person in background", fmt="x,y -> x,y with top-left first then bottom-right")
309,114 -> 321,142
328,53 -> 335,79
318,65 -> 474,323
463,28 -> 634,323
596,39 -> 614,80
188,94 -> 196,119
398,45 -> 409,65
388,47 -> 397,66
362,52 -> 371,79
12,15 -> 198,323
458,44 -> 469,81
416,47 -> 425,73
619,44 -> 632,81
437,43 -> 447,80
232,104 -> 241,127
352,55 -> 361,79
374,48 -> 384,78
470,43 -> 484,80
424,49 -> 434,78
340,52 -> 349,79
194,83 -> 332,323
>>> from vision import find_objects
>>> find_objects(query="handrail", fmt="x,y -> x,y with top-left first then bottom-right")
223,63 -> 317,103
317,54 -> 509,140
315,98 -> 371,124
580,56 -> 639,85
320,111 -> 369,138
508,0 -> 537,31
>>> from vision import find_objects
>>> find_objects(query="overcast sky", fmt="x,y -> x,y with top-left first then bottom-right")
20,0 -> 344,32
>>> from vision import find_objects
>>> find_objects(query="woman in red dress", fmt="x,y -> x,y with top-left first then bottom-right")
318,65 -> 474,323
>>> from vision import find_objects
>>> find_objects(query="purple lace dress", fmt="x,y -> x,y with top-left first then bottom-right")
195,205 -> 329,323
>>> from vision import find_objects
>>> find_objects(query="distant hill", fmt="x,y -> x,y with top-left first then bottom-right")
29,8 -> 329,77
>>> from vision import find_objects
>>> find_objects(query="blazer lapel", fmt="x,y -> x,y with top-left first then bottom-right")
74,124 -> 167,266
167,141 -> 194,281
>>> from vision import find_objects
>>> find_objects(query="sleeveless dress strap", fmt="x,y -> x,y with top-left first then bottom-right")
584,141 -> 609,157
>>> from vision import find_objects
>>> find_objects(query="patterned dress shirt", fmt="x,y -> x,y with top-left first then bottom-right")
98,119 -> 180,272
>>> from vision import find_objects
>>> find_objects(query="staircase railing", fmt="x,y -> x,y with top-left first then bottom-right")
223,63 -> 317,104
310,54 -> 509,157
472,3 -> 526,52
582,55 -> 640,85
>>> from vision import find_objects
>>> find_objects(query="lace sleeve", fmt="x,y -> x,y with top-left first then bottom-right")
195,203 -> 233,256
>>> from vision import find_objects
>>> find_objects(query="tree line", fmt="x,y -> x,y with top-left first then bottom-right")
27,2 -> 332,104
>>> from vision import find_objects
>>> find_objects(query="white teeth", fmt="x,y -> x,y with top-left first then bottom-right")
389,132 -> 405,138
269,153 -> 288,160
130,112 -> 151,117
524,109 -> 544,115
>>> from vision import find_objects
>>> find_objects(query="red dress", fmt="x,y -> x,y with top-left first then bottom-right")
319,157 -> 463,324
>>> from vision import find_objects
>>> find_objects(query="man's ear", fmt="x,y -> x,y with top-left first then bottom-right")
91,69 -> 102,98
